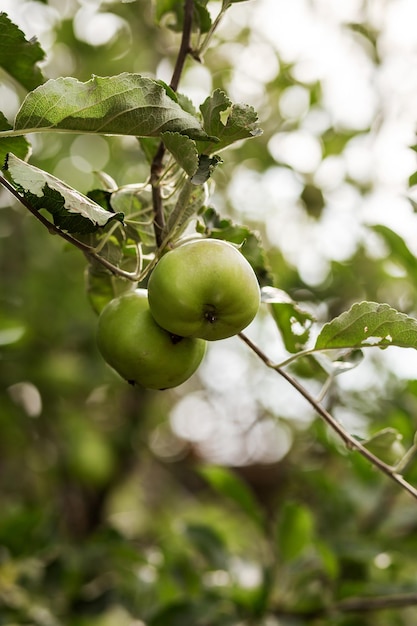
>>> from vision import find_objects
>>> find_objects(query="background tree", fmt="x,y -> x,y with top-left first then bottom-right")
1,1 -> 417,624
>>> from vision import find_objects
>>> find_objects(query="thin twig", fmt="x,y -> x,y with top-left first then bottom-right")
150,0 -> 195,247
238,331 -> 417,502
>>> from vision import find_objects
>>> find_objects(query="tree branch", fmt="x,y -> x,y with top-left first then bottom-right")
239,331 -> 417,503
151,0 -> 195,247
335,592 -> 417,613
170,0 -> 194,92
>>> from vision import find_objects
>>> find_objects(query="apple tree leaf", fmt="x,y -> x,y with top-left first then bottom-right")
199,89 -> 262,154
0,12 -> 45,90
198,465 -> 264,528
4,153 -> 123,234
0,111 -> 30,166
371,224 -> 417,275
197,206 -> 272,286
276,501 -> 315,563
85,263 -> 137,315
223,0 -> 252,5
161,131 -> 199,176
315,301 -> 417,351
262,287 -> 315,353
361,427 -> 406,467
190,154 -> 223,185
11,73 -> 211,141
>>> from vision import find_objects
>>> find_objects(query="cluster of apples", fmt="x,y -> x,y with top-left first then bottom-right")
96,239 -> 261,390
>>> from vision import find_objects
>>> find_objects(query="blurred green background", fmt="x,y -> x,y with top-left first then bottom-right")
2,0 -> 417,624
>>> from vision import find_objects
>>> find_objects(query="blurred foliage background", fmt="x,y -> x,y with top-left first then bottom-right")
2,0 -> 417,624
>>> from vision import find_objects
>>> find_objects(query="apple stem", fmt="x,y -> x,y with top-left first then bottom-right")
204,310 -> 217,324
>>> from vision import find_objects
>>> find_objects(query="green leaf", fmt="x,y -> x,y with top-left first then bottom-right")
149,602 -> 200,626
161,131 -> 199,176
315,301 -> 417,351
263,287 -> 315,353
371,224 -> 417,275
183,523 -> 227,569
276,501 -> 315,562
223,0 -> 252,6
362,428 -> 406,467
138,137 -> 161,163
5,153 -> 124,234
198,465 -> 264,527
11,73 -> 210,141
0,12 -> 45,90
190,154 -> 223,185
301,183 -> 325,219
197,206 -> 272,286
85,264 -> 137,315
0,111 -> 30,166
408,170 -> 417,187
200,89 -> 262,154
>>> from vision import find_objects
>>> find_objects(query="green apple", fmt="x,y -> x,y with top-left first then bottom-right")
147,238 -> 260,341
96,289 -> 206,390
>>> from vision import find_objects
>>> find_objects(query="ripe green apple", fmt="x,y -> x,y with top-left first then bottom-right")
96,289 -> 206,390
147,238 -> 260,341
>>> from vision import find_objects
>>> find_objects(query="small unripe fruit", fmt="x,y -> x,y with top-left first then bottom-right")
148,239 -> 260,341
97,289 -> 206,389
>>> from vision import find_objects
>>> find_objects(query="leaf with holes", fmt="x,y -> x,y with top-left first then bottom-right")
315,301 -> 417,351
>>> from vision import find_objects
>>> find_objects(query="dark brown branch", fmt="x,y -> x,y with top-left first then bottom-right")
170,0 -> 194,91
150,142 -> 167,247
238,332 -> 417,503
151,0 -> 195,247
335,592 -> 417,613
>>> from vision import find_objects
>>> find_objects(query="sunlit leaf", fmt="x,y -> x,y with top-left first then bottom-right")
371,224 -> 417,275
11,73 -> 211,141
0,12 -> 45,90
315,301 -> 417,351
262,286 -> 314,353
361,428 -> 406,467
199,89 -> 262,154
5,153 -> 124,234
0,111 -> 30,166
